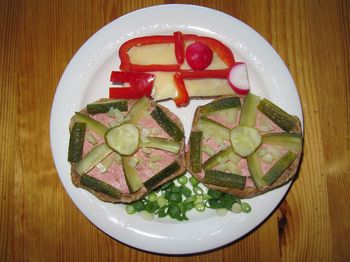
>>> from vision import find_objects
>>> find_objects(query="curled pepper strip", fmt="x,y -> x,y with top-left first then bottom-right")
173,73 -> 189,107
194,36 -> 235,67
109,71 -> 155,99
119,35 -> 178,72
174,31 -> 185,64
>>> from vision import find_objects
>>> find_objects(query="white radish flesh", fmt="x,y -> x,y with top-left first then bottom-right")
228,62 -> 250,95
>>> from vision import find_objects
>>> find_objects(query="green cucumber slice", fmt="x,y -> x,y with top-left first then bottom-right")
76,144 -> 113,175
239,93 -> 261,127
141,137 -> 181,154
247,152 -> 268,188
262,133 -> 302,151
200,97 -> 241,115
189,131 -> 203,172
230,126 -> 262,157
80,174 -> 121,198
258,98 -> 298,132
151,106 -> 184,142
87,100 -> 128,114
204,170 -> 246,189
105,123 -> 139,156
202,147 -> 234,170
68,122 -> 86,163
128,97 -> 151,124
198,116 -> 230,141
74,112 -> 108,137
263,151 -> 297,185
122,156 -> 143,192
144,161 -> 181,190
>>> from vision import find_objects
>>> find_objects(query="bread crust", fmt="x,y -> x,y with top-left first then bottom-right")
69,98 -> 186,203
185,95 -> 303,198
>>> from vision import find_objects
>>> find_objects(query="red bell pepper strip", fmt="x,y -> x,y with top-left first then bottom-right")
180,69 -> 230,79
173,73 -> 189,107
174,31 -> 185,64
119,35 -> 177,72
109,71 -> 154,99
195,36 -> 235,67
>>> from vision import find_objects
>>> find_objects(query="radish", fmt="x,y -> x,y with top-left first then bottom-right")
228,62 -> 250,95
186,42 -> 213,70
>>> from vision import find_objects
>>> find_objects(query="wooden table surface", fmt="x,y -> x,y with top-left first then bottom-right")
1,0 -> 349,261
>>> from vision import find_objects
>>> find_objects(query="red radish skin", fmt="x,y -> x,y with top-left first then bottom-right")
228,62 -> 250,95
186,42 -> 213,70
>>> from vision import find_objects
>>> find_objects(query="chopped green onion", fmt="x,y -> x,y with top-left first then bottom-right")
193,186 -> 203,196
189,176 -> 200,187
167,204 -> 181,219
184,195 -> 196,203
132,200 -> 145,212
207,189 -> 223,199
194,195 -> 204,204
180,185 -> 192,198
125,175 -> 252,221
157,196 -> 167,208
231,202 -> 242,213
195,202 -> 205,212
157,206 -> 167,218
145,201 -> 159,213
206,199 -> 225,209
147,192 -> 158,202
126,204 -> 136,214
161,181 -> 175,191
170,186 -> 181,193
203,194 -> 212,200
165,192 -> 182,203
183,202 -> 194,211
241,202 -> 252,213
220,194 -> 237,210
177,175 -> 188,185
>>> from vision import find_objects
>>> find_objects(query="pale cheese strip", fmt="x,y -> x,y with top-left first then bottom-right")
129,42 -> 228,69
185,79 -> 234,97
128,44 -> 177,65
153,72 -> 177,101
152,72 -> 234,101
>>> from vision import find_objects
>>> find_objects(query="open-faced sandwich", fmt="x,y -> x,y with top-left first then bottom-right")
108,31 -> 248,106
186,93 -> 303,198
67,97 -> 186,203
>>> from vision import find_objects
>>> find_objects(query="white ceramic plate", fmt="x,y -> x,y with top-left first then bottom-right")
50,4 -> 303,254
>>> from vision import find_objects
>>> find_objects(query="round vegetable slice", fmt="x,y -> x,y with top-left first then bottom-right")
105,123 -> 139,156
185,42 -> 213,70
230,126 -> 261,157
228,62 -> 250,95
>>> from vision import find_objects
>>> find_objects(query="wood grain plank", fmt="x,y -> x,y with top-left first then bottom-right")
0,0 -> 21,260
269,0 -> 334,260
312,0 -> 350,260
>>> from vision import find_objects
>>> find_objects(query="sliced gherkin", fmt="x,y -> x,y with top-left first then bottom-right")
258,98 -> 298,132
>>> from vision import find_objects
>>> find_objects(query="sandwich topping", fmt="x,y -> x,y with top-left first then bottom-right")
187,93 -> 302,197
68,98 -> 185,202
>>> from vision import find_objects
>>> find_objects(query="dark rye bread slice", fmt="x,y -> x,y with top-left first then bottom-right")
69,98 -> 186,203
186,95 -> 303,198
